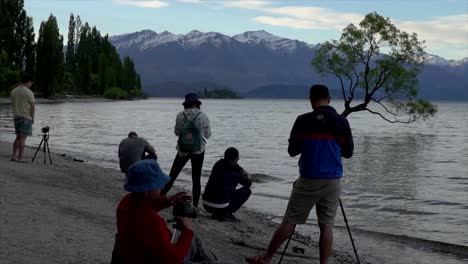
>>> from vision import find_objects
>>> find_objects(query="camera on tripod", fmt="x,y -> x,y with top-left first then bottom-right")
172,200 -> 197,219
32,125 -> 52,164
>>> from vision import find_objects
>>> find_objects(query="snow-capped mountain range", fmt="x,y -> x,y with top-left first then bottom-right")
110,29 -> 465,65
109,29 -> 468,100
423,54 -> 468,67
110,29 -> 315,53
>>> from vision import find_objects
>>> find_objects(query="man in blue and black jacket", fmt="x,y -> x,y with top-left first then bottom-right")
247,84 -> 354,264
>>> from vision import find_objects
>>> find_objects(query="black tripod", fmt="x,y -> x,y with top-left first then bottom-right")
32,130 -> 52,164
278,199 -> 361,264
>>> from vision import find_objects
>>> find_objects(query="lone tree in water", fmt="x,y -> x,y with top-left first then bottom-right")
312,12 -> 437,123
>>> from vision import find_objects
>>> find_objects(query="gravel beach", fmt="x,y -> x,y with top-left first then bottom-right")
0,141 -> 355,264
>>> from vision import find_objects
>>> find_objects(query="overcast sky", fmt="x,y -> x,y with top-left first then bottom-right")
25,0 -> 468,60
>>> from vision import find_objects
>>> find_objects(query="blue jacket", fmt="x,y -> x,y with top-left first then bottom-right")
288,106 -> 353,179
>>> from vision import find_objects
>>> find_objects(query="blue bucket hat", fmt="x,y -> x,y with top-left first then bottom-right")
124,160 -> 170,192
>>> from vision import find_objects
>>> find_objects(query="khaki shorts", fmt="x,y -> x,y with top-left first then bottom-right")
284,177 -> 341,225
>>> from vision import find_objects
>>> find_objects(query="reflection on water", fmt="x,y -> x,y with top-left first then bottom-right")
0,99 -> 467,263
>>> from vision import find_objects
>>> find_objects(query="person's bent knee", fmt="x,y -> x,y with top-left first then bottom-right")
241,186 -> 252,196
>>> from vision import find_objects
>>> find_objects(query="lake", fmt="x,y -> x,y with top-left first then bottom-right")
0,98 -> 467,263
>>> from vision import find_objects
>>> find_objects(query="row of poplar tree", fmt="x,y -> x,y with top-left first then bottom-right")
0,0 -> 141,98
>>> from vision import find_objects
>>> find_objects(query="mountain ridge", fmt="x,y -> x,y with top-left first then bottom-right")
109,29 -> 468,100
110,29 -> 466,64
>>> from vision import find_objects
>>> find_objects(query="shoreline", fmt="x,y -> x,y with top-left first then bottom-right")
0,140 -> 355,264
0,96 -> 114,105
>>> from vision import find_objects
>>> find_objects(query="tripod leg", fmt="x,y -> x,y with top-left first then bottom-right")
46,139 -> 52,164
43,138 -> 47,164
32,139 -> 44,162
339,199 -> 361,264
278,226 -> 295,264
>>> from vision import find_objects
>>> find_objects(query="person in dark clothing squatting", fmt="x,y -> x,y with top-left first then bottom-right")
202,147 -> 252,222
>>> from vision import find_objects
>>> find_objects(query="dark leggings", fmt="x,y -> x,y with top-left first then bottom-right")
162,152 -> 205,207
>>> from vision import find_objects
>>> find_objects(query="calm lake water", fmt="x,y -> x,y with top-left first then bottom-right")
0,98 -> 467,263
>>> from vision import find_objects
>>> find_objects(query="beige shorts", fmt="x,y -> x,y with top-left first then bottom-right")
284,177 -> 341,225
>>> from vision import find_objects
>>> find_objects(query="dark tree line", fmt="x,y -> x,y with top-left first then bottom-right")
65,14 -> 141,97
0,0 -> 141,98
0,0 -> 35,91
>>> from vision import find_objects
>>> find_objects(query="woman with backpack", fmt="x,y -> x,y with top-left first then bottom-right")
162,93 -> 211,210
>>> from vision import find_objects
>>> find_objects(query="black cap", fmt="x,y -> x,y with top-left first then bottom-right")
309,84 -> 330,102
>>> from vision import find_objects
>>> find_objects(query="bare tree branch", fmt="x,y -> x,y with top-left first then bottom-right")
371,99 -> 406,116
350,66 -> 360,99
373,95 -> 390,102
366,108 -> 415,124
336,74 -> 347,103
364,41 -> 375,99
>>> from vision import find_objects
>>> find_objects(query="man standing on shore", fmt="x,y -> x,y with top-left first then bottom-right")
10,72 -> 35,162
247,85 -> 354,264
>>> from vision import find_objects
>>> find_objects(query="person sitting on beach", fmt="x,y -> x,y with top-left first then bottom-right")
162,93 -> 211,211
118,131 -> 156,173
115,159 -> 217,264
202,147 -> 252,222
10,72 -> 35,162
247,85 -> 354,264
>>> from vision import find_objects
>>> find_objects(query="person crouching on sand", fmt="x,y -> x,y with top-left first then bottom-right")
114,159 -> 217,264
202,147 -> 252,222
118,131 -> 157,174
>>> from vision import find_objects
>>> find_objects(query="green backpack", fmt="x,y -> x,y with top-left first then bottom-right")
178,112 -> 203,153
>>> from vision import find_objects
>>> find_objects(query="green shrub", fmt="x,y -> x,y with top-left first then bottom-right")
129,88 -> 143,97
0,69 -> 20,95
104,87 -> 128,99
202,88 -> 241,99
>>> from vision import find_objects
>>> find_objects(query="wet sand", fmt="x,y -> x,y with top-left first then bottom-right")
0,140 -> 355,264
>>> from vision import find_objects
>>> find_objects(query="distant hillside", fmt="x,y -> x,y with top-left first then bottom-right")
110,30 -> 468,100
202,88 -> 241,99
144,81 -> 227,97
